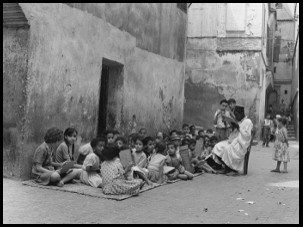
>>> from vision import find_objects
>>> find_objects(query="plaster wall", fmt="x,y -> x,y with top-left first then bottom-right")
3,27 -> 29,178
185,38 -> 262,130
5,3 -> 184,179
65,3 -> 187,62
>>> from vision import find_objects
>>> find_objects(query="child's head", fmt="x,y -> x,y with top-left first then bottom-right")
206,128 -> 214,137
143,136 -> 155,154
155,142 -> 167,155
188,139 -> 196,151
181,138 -> 190,146
134,136 -> 144,152
197,129 -> 205,139
169,130 -> 178,137
138,128 -> 147,138
170,134 -> 181,147
189,125 -> 196,134
101,145 -> 120,161
167,141 -> 177,156
220,99 -> 229,111
182,124 -> 190,134
64,127 -> 78,146
157,132 -> 163,139
106,130 -> 115,144
155,134 -> 163,144
209,135 -> 218,147
91,137 -> 106,157
115,136 -> 127,149
44,127 -> 64,148
266,113 -> 271,119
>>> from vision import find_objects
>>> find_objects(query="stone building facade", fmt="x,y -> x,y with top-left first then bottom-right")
184,3 -> 276,136
3,3 -> 187,179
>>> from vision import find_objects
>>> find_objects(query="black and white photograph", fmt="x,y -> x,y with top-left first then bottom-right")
3,3 -> 299,224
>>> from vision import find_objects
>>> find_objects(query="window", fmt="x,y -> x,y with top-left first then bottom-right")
177,3 -> 187,13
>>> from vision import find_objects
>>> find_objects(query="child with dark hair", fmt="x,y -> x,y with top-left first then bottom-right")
189,125 -> 197,139
197,129 -> 205,140
55,127 -> 78,164
146,142 -> 167,183
100,146 -> 144,195
116,136 -> 127,150
105,130 -> 115,145
79,138 -> 103,188
113,130 -> 120,142
165,141 -> 194,181
262,113 -> 273,147
138,128 -> 147,139
271,117 -> 290,173
128,133 -> 139,152
182,124 -> 191,139
169,130 -> 178,137
143,136 -> 155,158
214,99 -> 232,141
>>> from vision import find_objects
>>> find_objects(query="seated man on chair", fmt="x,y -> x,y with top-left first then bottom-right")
208,116 -> 254,176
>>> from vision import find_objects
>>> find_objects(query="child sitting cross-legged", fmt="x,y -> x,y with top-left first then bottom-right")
165,141 -> 194,181
146,142 -> 168,183
100,145 -> 144,195
79,138 -> 104,188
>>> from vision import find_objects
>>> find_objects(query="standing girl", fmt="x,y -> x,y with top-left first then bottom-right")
271,118 -> 290,173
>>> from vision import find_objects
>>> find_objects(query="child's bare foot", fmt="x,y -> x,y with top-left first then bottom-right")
270,169 -> 280,173
57,181 -> 64,187
281,170 -> 288,173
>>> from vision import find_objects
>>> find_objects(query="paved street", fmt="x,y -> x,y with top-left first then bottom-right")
3,141 -> 299,224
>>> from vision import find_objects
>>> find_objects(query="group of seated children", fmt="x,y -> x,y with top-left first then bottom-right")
32,124 -> 222,196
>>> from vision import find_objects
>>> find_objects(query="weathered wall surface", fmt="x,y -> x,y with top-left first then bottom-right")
185,39 -> 262,129
65,3 -> 186,62
6,3 -> 184,179
3,27 -> 29,178
185,3 -> 266,133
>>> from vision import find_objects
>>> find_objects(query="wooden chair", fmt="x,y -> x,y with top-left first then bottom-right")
243,128 -> 256,175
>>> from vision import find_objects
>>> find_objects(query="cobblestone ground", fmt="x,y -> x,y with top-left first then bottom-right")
3,141 -> 299,224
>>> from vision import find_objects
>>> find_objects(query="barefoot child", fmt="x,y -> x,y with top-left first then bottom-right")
79,138 -> 103,188
271,118 -> 290,173
100,146 -> 144,195
165,141 -> 194,180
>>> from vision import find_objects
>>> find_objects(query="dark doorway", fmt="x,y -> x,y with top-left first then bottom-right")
97,58 -> 124,137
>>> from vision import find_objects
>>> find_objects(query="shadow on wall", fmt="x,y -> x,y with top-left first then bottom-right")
183,80 -> 225,129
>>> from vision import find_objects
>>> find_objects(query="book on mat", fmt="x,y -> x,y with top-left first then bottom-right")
119,149 -> 134,169
59,161 -> 75,175
179,145 -> 194,173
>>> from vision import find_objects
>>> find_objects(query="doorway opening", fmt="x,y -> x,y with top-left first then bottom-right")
97,58 -> 124,137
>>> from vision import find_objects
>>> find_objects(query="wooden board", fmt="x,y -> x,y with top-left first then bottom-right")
179,145 -> 193,173
119,149 -> 134,169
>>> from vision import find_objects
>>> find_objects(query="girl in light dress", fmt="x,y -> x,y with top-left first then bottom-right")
271,118 -> 290,173
100,146 -> 144,195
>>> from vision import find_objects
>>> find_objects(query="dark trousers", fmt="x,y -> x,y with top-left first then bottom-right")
262,126 -> 270,146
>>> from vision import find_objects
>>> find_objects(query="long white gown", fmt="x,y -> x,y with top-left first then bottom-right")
212,118 -> 253,172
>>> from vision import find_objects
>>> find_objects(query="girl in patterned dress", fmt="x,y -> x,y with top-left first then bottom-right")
100,146 -> 143,195
271,118 -> 290,173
